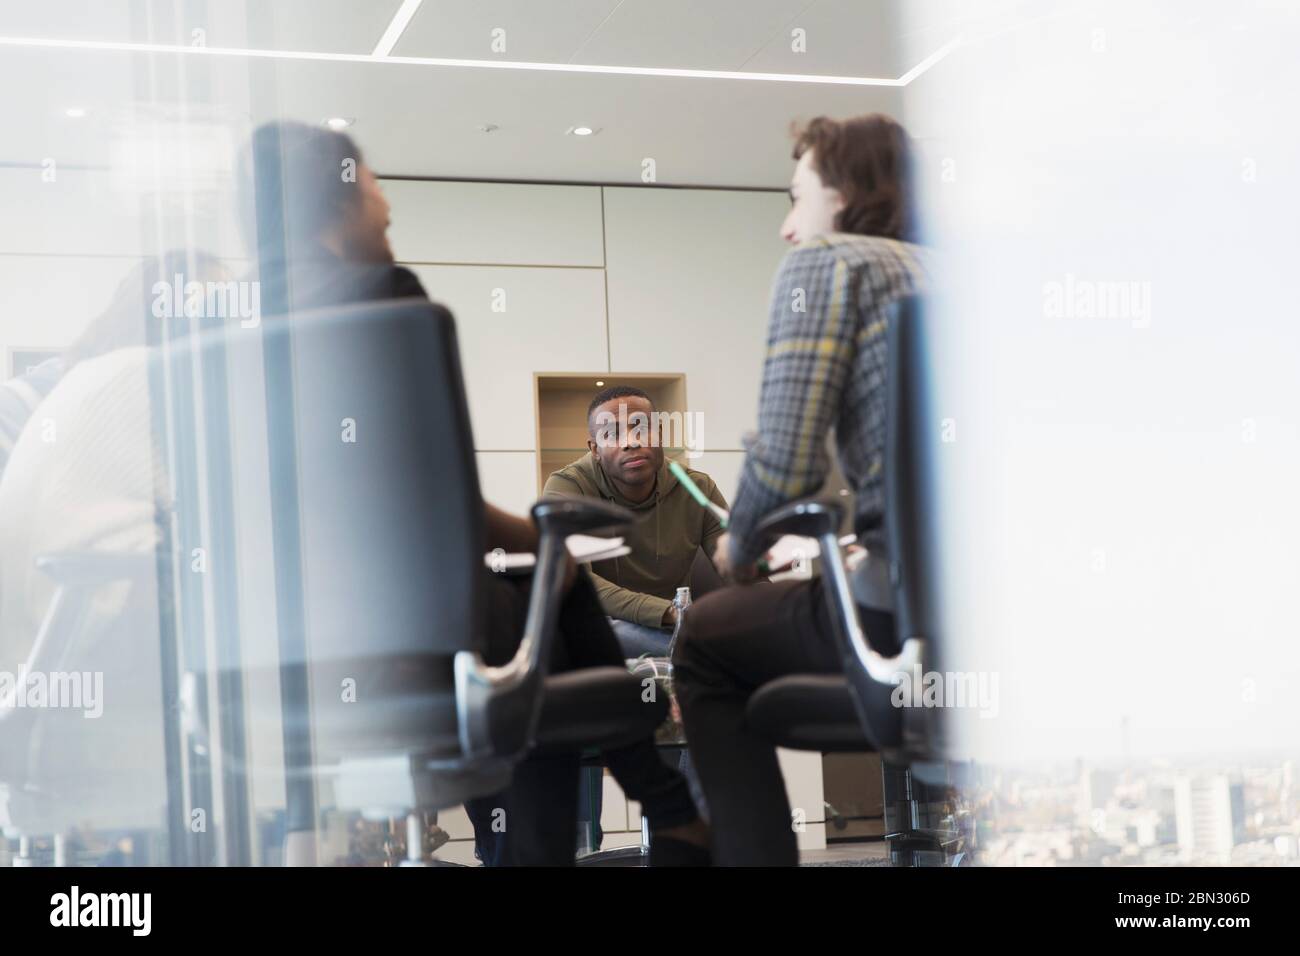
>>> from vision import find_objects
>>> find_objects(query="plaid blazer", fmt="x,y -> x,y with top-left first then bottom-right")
729,233 -> 931,567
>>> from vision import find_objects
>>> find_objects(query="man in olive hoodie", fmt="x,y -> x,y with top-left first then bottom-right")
544,385 -> 729,659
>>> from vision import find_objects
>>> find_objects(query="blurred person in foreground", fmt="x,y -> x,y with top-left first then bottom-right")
0,252 -> 229,836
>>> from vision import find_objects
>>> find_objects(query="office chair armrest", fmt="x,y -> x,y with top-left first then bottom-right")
527,499 -> 633,680
521,498 -> 633,695
752,503 -> 921,690
755,498 -> 844,541
803,516 -> 922,689
454,499 -> 635,759
1,551 -> 156,721
532,497 -> 633,539
519,498 -> 634,729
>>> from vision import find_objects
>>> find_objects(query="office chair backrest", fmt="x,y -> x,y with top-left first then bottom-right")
282,298 -> 487,665
883,294 -> 942,656
882,292 -> 967,768
166,298 -> 489,765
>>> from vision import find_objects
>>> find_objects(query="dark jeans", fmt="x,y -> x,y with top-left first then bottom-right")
672,576 -> 896,866
609,618 -> 672,659
465,569 -> 698,865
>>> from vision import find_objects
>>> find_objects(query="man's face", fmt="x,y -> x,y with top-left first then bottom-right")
341,163 -> 394,263
780,149 -> 845,245
587,395 -> 664,487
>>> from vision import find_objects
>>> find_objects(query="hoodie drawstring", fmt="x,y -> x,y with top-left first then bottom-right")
608,492 -> 621,581
601,464 -> 663,575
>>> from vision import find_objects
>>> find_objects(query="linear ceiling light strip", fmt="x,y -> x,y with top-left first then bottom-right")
0,33 -> 958,87
371,0 -> 424,58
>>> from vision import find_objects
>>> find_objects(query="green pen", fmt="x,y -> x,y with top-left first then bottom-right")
668,460 -> 775,575
669,460 -> 730,527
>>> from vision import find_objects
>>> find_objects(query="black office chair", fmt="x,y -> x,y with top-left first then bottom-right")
743,294 -> 969,866
239,298 -> 672,863
0,300 -> 666,866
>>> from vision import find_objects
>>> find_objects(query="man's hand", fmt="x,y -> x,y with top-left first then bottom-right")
712,532 -> 759,584
661,603 -> 679,629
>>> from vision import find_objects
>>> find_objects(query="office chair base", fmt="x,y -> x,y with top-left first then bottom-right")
575,845 -> 650,867
576,805 -> 652,866
885,828 -> 966,867
399,858 -> 469,867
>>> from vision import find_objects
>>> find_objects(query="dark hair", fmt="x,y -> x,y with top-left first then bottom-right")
586,385 -> 653,432
791,114 -> 916,242
239,121 -> 365,257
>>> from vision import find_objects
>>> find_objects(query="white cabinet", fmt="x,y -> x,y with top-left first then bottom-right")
779,747 -> 828,850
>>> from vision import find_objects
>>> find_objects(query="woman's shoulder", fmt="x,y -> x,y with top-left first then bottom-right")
784,232 -> 924,261
807,232 -> 927,262
778,233 -> 930,288
13,347 -> 155,463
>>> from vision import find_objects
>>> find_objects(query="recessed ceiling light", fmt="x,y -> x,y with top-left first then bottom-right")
567,125 -> 600,137
595,380 -> 605,387
65,107 -> 87,118
324,116 -> 354,130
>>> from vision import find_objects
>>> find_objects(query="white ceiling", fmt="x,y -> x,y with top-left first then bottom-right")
0,0 -> 976,187
0,0 -> 405,52
393,0 -> 908,75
